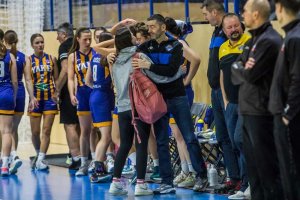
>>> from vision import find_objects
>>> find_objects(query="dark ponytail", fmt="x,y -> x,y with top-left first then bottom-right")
4,30 -> 18,57
165,17 -> 182,38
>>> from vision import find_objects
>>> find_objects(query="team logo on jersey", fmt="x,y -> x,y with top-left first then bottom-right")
93,57 -> 100,63
165,45 -> 173,52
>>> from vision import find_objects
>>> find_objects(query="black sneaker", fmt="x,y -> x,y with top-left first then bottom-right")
153,184 -> 176,194
90,161 -> 112,183
193,177 -> 208,192
68,158 -> 81,170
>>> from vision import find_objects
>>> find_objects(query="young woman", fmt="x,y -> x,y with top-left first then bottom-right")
86,32 -> 115,183
27,33 -> 58,171
108,27 -> 152,196
4,30 -> 37,174
68,27 -> 96,176
0,38 -> 18,176
164,17 -> 201,188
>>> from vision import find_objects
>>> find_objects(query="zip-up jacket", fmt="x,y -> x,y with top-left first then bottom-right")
269,19 -> 300,121
138,38 -> 186,99
231,22 -> 282,116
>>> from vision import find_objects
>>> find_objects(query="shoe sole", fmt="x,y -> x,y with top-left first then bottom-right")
9,160 -> 23,174
109,190 -> 128,196
153,189 -> 176,194
90,175 -> 112,183
135,192 -> 153,196
75,173 -> 87,176
193,182 -> 209,192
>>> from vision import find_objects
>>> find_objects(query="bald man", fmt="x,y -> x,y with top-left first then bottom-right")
231,0 -> 283,199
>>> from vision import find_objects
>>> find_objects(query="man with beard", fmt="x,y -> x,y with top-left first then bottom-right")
219,13 -> 251,199
133,14 -> 208,194
231,0 -> 283,199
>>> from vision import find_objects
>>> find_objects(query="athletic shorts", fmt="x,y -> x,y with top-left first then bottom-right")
76,85 -> 92,116
169,85 -> 194,124
90,89 -> 114,127
113,107 -> 118,119
28,99 -> 58,117
0,85 -> 15,115
14,84 -> 25,115
59,88 -> 79,124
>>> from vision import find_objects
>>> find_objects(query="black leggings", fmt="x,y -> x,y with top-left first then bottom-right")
113,110 -> 150,180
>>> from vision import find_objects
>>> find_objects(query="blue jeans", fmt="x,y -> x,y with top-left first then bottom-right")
225,103 -> 249,191
211,89 -> 239,180
154,95 -> 207,185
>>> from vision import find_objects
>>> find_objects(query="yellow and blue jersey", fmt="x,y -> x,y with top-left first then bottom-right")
0,51 -> 15,114
30,53 -> 56,101
74,48 -> 96,86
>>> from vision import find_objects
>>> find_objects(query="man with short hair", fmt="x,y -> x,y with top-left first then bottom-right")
202,0 -> 241,193
219,13 -> 251,199
56,22 -> 81,170
133,14 -> 208,194
270,0 -> 300,199
231,0 -> 283,199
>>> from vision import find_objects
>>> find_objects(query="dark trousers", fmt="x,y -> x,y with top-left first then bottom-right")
211,89 -> 240,180
113,110 -> 150,180
242,115 -> 283,200
274,114 -> 300,200
225,103 -> 248,191
154,96 -> 207,185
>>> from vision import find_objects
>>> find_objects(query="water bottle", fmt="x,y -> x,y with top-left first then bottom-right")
196,119 -> 204,132
208,165 -> 218,187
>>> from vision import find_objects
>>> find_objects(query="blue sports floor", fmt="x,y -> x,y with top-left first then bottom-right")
0,161 -> 229,200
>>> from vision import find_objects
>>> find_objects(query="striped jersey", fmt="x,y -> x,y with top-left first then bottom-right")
30,53 -> 55,100
74,48 -> 96,86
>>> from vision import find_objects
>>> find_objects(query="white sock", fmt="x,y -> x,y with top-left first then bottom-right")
128,152 -> 136,166
91,152 -> 96,160
153,159 -> 159,167
73,156 -> 80,162
2,156 -> 9,168
181,161 -> 189,174
188,163 -> 197,174
10,151 -> 17,159
37,152 -> 46,162
81,157 -> 88,166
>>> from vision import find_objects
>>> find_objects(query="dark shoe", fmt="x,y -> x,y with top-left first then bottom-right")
153,184 -> 176,194
68,158 -> 81,170
193,177 -> 208,192
90,161 -> 112,183
214,180 -> 241,195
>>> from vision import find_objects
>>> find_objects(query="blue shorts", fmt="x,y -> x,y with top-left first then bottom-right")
90,89 -> 114,127
113,107 -> 118,119
76,85 -> 92,116
169,85 -> 194,124
15,84 -> 25,115
0,85 -> 15,115
28,99 -> 58,117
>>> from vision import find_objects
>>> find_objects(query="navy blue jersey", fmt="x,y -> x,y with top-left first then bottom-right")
90,53 -> 112,90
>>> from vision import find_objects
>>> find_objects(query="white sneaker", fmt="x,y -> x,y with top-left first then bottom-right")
173,171 -> 187,186
76,164 -> 89,176
135,183 -> 153,196
9,156 -> 22,174
244,186 -> 251,199
178,173 -> 196,188
106,158 -> 114,173
35,160 -> 49,171
88,160 -> 95,173
121,165 -> 135,175
109,181 -> 128,195
228,191 -> 246,199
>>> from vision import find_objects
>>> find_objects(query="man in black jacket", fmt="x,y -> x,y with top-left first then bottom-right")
269,0 -> 300,199
134,14 -> 208,194
202,0 -> 241,193
231,0 -> 283,199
